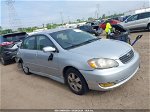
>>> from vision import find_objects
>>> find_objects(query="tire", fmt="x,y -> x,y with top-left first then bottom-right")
21,62 -> 31,75
95,33 -> 99,36
147,24 -> 150,31
65,68 -> 89,95
0,57 -> 7,65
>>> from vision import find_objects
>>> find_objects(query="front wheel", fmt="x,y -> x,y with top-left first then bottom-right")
65,68 -> 89,95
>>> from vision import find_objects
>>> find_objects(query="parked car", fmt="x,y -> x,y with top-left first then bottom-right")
107,24 -> 142,46
17,28 -> 140,95
77,25 -> 101,36
119,11 -> 150,31
86,21 -> 102,33
99,19 -> 120,30
0,32 -> 27,65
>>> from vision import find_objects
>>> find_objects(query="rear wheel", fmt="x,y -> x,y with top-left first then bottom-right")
65,68 -> 89,95
21,62 -> 31,75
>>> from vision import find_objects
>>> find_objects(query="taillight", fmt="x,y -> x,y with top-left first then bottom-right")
0,42 -> 13,46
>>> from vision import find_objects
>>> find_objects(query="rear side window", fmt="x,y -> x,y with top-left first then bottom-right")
138,12 -> 150,19
22,36 -> 36,50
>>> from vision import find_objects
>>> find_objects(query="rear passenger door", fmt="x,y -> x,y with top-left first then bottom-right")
36,35 -> 59,76
20,36 -> 38,72
136,12 -> 150,28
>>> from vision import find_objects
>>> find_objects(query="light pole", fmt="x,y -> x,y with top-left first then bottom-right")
60,12 -> 64,25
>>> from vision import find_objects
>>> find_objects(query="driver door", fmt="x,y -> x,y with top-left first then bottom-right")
125,14 -> 138,30
36,34 -> 59,76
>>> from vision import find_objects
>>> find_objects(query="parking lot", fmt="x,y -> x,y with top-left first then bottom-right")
0,31 -> 149,109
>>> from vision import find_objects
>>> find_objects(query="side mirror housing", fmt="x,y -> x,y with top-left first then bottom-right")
43,46 -> 56,53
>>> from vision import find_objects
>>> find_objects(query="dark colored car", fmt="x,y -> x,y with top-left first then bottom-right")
100,19 -> 120,30
78,25 -> 100,36
86,21 -> 100,30
108,24 -> 130,42
0,32 -> 27,65
108,24 -> 142,46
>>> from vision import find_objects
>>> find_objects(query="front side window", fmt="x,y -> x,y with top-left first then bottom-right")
37,35 -> 54,50
127,15 -> 138,22
50,29 -> 99,49
22,36 -> 36,50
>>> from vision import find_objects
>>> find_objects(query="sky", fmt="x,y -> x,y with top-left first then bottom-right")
0,0 -> 149,29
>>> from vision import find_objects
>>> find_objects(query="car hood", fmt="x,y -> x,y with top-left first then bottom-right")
68,39 -> 132,59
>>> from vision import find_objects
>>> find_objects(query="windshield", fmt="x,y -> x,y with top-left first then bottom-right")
50,29 -> 100,49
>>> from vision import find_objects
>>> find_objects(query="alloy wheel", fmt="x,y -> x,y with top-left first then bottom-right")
67,73 -> 82,92
21,62 -> 30,74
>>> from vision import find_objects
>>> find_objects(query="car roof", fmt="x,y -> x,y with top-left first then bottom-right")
29,28 -> 71,36
2,32 -> 27,37
131,11 -> 150,16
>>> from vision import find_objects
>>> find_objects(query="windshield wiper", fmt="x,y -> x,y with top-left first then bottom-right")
84,38 -> 101,43
66,38 -> 101,50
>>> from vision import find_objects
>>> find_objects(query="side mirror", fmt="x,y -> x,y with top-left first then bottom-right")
43,46 -> 56,53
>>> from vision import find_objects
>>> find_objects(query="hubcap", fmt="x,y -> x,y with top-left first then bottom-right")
68,73 -> 82,92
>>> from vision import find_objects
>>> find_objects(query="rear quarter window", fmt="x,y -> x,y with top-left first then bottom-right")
138,12 -> 150,19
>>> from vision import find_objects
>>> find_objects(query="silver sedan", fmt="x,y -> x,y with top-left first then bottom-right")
17,28 -> 140,95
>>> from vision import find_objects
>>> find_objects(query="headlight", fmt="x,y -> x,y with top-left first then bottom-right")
88,58 -> 119,69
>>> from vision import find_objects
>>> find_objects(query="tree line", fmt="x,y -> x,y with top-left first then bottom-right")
0,13 -> 124,35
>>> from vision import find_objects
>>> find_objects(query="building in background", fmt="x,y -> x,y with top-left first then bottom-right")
124,7 -> 150,16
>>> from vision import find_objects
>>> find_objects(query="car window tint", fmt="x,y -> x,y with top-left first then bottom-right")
50,29 -> 97,49
138,12 -> 150,19
127,15 -> 138,22
3,34 -> 27,42
79,26 -> 85,30
132,15 -> 138,21
23,36 -> 36,50
37,35 -> 54,50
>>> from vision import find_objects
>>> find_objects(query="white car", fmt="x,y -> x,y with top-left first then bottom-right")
120,11 -> 150,31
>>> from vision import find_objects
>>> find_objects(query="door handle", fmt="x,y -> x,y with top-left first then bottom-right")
48,53 -> 53,61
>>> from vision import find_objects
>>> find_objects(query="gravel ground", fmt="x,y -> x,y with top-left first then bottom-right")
0,31 -> 149,110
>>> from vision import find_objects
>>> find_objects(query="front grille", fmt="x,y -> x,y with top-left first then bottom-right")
119,50 -> 134,64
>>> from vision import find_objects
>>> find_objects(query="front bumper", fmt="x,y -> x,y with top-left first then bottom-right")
79,51 -> 140,91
